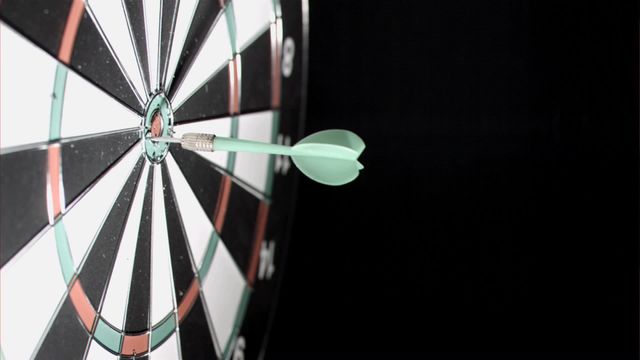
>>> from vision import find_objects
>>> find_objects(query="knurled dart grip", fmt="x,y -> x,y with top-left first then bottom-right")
181,133 -> 216,152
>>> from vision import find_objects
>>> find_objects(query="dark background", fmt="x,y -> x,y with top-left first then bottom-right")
268,0 -> 638,357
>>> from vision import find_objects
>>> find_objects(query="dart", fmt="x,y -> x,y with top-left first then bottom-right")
152,129 -> 365,186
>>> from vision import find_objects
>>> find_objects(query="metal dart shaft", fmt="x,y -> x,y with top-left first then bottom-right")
150,136 -> 181,144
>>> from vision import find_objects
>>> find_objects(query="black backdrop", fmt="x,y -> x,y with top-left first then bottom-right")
266,0 -> 638,357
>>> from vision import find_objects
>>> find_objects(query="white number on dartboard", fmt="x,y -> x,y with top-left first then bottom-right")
274,134 -> 291,175
232,336 -> 246,360
259,240 -> 276,281
282,37 -> 295,77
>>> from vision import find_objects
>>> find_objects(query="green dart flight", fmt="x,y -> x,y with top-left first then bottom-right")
153,129 -> 365,186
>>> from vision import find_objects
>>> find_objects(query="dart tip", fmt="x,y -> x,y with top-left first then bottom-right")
150,136 -> 181,144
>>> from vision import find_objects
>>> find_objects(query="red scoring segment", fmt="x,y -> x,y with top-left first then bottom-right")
229,56 -> 241,115
214,176 -> 233,232
58,0 -> 84,64
47,145 -> 63,222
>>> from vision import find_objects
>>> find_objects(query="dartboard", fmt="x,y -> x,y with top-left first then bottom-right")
0,0 -> 307,358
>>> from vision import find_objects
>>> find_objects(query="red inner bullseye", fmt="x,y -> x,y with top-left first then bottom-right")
150,112 -> 163,137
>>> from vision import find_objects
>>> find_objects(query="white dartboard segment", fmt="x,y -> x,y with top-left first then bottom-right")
100,164 -> 150,329
0,23 -> 56,150
85,339 -> 118,360
143,0 -> 161,91
201,241 -> 246,353
165,153 -> 215,269
171,15 -> 232,109
85,0 -> 147,102
0,227 -> 66,360
150,165 -> 177,324
234,111 -> 274,193
61,69 -> 141,139
233,0 -> 274,51
63,144 -> 141,271
173,117 -> 232,170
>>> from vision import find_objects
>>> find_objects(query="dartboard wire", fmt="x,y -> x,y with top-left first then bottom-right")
0,219 -> 56,288
222,286 -> 251,360
196,288 -> 224,357
26,156 -> 143,359
162,154 -> 223,355
56,146 -> 140,286
142,0 -> 161,92
163,154 -> 210,277
171,60 -> 230,113
0,229 -> 67,359
0,16 -> 142,116
89,159 -> 148,356
170,145 -> 270,203
236,23 -> 273,57
165,5 -> 226,98
116,163 -> 153,358
171,13 -> 283,126
163,0 -> 200,93
121,0 -> 152,99
83,4 -> 147,106
60,155 -> 144,355
0,142 -> 48,156
0,89 -> 140,156
169,2 -> 285,125
158,0 -> 180,91
224,3 -> 241,177
0,140 -> 141,275
167,146 -> 271,353
150,177 -> 180,356
27,269 -> 82,359
54,131 -> 140,226
58,127 -> 142,146
25,150 -> 142,358
148,164 -> 180,352
170,107 -> 276,128
166,150 -> 262,356
156,3 -> 163,89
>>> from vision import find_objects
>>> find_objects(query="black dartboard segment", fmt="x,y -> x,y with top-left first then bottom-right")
240,30 -> 272,113
0,0 -> 307,359
0,147 -> 49,267
160,163 -> 200,305
0,0 -> 72,56
122,0 -> 151,94
71,11 -> 143,113
123,166 -> 154,334
158,0 -> 179,87
169,144 -> 223,220
34,296 -> 91,360
173,65 -> 230,123
61,130 -> 140,208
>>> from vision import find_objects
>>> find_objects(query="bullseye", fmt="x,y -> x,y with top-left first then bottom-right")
142,92 -> 173,164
